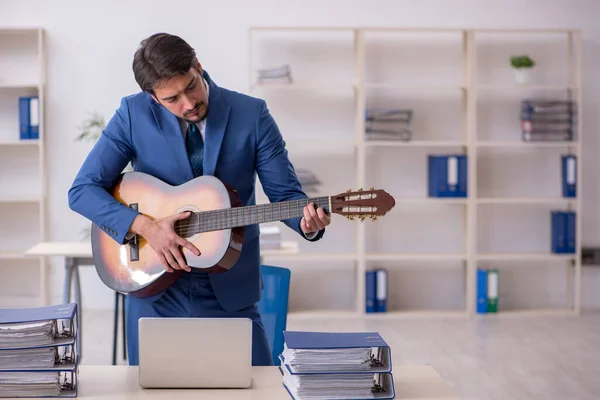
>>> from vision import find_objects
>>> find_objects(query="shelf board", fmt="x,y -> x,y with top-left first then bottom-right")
287,310 -> 359,319
365,140 -> 466,147
364,310 -> 468,318
0,140 -> 40,147
0,251 -> 37,260
364,83 -> 467,91
366,253 -> 466,261
285,137 -> 356,155
0,83 -> 39,90
477,84 -> 576,91
476,253 -> 576,261
263,252 -> 357,261
394,197 -> 467,204
250,83 -> 355,91
476,141 -> 579,148
477,197 -> 577,205
0,195 -> 41,204
475,308 -> 576,317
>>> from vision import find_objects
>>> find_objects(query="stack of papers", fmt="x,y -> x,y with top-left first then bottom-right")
0,321 -> 55,349
279,331 -> 395,400
0,371 -> 61,397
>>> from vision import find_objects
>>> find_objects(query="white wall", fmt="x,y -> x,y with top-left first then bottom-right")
1,0 -> 599,311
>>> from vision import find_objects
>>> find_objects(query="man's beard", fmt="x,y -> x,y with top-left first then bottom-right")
184,101 -> 208,122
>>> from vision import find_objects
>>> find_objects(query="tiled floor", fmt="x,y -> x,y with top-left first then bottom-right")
80,308 -> 600,400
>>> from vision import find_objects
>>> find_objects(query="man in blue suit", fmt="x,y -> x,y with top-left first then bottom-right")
68,33 -> 330,366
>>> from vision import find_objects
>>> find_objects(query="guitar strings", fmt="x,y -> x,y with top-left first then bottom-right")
171,198 -> 330,231
166,197 -> 331,234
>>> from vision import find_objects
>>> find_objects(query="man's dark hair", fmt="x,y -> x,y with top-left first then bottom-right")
132,33 -> 197,93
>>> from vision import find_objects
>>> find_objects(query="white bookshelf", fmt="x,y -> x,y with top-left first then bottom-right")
0,28 -> 48,307
248,27 -> 582,319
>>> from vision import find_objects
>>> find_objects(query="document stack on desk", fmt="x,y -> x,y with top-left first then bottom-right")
0,303 -> 79,398
279,331 -> 395,400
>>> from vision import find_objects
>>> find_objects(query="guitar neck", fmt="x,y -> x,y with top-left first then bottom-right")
190,196 -> 331,233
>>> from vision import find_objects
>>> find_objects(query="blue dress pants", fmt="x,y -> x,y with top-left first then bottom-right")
124,269 -> 273,366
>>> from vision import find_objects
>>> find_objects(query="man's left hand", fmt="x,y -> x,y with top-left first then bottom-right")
301,202 -> 331,235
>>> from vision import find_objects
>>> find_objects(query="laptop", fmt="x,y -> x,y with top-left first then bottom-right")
138,317 -> 253,389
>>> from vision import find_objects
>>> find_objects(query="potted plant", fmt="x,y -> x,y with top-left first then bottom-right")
510,55 -> 535,85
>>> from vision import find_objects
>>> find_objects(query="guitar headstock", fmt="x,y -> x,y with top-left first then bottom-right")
330,188 -> 395,221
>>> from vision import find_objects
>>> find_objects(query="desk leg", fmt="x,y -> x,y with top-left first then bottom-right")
63,258 -> 74,304
72,264 -> 82,359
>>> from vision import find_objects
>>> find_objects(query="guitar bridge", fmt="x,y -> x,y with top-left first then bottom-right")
129,203 -> 139,262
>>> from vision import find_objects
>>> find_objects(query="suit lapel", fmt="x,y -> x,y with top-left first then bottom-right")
203,73 -> 231,176
150,97 -> 194,182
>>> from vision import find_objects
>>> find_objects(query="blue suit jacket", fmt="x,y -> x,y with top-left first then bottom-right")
68,70 -> 324,311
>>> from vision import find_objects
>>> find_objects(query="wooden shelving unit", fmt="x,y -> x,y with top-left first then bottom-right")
0,27 -> 48,306
248,27 -> 582,319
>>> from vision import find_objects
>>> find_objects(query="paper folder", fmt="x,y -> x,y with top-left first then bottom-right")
279,331 -> 395,400
0,303 -> 79,398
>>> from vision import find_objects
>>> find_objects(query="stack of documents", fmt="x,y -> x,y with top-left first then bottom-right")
0,303 -> 79,398
260,224 -> 282,250
279,331 -> 395,400
520,99 -> 576,142
296,169 -> 321,195
256,64 -> 293,85
365,108 -> 413,141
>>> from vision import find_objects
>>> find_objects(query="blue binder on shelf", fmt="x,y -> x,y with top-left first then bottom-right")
18,96 -> 40,140
476,268 -> 488,314
0,303 -> 79,398
428,154 -> 467,197
551,211 -> 576,254
376,269 -> 388,312
561,155 -> 577,198
365,270 -> 377,313
279,331 -> 395,400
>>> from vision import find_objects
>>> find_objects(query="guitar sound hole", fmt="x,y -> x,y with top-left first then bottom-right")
174,215 -> 197,239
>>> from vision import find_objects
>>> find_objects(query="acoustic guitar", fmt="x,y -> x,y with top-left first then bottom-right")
91,172 -> 395,298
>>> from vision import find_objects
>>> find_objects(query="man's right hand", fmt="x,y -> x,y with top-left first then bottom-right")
130,212 -> 201,273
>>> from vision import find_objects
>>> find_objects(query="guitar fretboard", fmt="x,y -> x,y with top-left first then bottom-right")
180,196 -> 330,234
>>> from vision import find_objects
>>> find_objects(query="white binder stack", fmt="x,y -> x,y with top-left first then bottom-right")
0,303 -> 79,398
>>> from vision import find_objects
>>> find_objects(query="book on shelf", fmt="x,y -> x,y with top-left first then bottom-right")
0,303 -> 79,398
19,96 -> 39,140
551,210 -> 576,254
520,99 -> 577,142
365,269 -> 388,313
476,268 -> 499,314
279,331 -> 395,400
561,155 -> 577,198
427,154 -> 467,198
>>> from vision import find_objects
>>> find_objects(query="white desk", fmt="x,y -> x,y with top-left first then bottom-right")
1,365 -> 461,399
24,241 -> 299,361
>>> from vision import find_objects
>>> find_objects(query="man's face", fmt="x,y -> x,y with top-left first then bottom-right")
152,61 -> 208,123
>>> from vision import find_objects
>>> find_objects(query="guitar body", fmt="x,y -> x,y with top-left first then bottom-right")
91,172 -> 244,298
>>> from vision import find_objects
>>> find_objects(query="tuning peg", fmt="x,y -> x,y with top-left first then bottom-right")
346,215 -> 355,221
370,187 -> 375,190
358,188 -> 363,192
346,189 -> 352,193
370,215 -> 378,221
359,215 -> 366,222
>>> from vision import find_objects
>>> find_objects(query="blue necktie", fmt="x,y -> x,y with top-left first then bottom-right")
186,122 -> 204,177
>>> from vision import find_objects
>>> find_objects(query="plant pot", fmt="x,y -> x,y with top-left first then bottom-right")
514,67 -> 533,85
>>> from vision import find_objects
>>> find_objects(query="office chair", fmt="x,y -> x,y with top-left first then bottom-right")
257,265 -> 291,366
